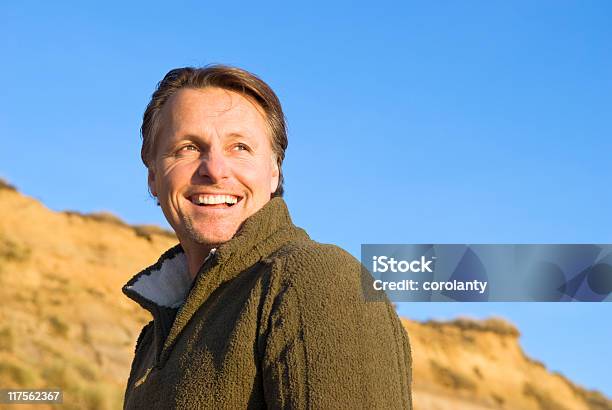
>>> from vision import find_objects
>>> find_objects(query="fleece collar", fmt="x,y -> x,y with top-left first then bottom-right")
124,247 -> 216,309
122,197 -> 308,317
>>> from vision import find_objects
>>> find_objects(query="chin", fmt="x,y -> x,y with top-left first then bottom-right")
183,219 -> 238,246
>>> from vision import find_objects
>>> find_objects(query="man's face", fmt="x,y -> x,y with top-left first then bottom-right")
148,87 -> 280,248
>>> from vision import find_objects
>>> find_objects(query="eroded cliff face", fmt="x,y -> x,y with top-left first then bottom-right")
405,318 -> 610,410
0,181 -> 610,410
0,181 -> 177,409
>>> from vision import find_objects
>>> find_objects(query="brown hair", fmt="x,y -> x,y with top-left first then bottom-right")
141,65 -> 288,197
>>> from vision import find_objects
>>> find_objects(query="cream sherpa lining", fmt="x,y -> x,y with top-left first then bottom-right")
128,249 -> 216,308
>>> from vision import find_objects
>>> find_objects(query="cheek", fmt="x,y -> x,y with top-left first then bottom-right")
235,159 -> 274,193
155,165 -> 192,199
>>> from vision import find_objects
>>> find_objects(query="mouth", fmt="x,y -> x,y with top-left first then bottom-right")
188,193 -> 242,209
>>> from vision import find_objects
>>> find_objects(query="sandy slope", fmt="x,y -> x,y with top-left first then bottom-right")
0,182 -> 609,410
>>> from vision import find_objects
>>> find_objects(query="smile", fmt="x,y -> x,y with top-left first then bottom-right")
189,194 -> 242,207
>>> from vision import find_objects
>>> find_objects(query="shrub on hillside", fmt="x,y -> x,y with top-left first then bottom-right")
0,178 -> 17,191
48,316 -> 69,338
0,238 -> 31,262
430,360 -> 477,392
0,327 -> 15,352
0,359 -> 36,387
133,224 -> 176,241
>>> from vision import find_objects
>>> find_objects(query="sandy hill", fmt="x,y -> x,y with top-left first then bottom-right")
0,180 -> 610,410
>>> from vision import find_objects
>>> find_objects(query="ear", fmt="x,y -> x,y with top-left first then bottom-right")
148,168 -> 158,197
270,157 -> 280,195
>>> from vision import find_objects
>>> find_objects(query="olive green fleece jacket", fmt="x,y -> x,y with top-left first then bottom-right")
122,197 -> 412,409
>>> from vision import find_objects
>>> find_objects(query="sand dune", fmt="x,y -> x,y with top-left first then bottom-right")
0,180 -> 609,410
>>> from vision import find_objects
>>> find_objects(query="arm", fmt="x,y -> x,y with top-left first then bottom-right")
261,245 -> 412,409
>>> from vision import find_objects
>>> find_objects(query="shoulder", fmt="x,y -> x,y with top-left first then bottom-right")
265,237 -> 359,267
261,238 -> 366,306
265,239 -> 360,283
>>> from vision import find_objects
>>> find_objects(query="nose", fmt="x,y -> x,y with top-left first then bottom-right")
196,146 -> 230,183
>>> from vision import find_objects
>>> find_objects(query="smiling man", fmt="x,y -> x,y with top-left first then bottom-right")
122,65 -> 413,409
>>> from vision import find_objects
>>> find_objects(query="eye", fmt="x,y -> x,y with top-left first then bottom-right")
177,144 -> 199,153
232,143 -> 250,152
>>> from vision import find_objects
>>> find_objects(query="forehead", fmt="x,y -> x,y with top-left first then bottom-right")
159,87 -> 268,135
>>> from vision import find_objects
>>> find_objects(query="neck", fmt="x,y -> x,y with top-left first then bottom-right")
181,241 -> 217,280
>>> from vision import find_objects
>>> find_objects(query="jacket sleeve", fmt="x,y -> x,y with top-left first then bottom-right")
261,245 -> 412,410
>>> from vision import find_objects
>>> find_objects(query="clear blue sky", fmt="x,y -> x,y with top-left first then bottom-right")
1,0 -> 610,397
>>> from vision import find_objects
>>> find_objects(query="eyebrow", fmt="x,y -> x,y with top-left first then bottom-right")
225,132 -> 259,145
165,131 -> 261,149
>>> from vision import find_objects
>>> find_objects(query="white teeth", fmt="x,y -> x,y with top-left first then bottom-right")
192,194 -> 239,205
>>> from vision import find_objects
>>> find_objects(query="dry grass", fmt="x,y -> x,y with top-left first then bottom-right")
63,210 -> 175,242
0,327 -> 15,352
559,372 -> 612,410
430,360 -> 477,392
133,224 -> 176,241
0,237 -> 31,262
48,316 -> 70,338
42,359 -> 122,409
0,178 -> 17,191
63,210 -> 128,230
523,382 -> 567,410
491,393 -> 505,406
425,316 -> 520,337
0,358 -> 37,387
70,383 -> 123,410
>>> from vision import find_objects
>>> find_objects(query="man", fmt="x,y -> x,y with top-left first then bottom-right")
122,65 -> 412,409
